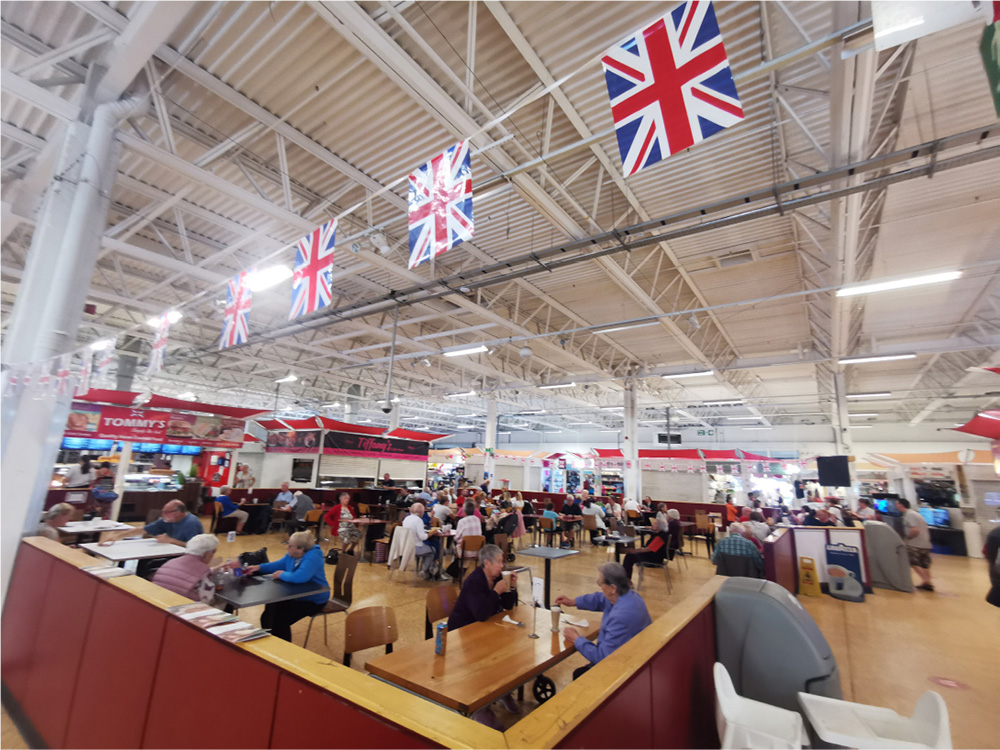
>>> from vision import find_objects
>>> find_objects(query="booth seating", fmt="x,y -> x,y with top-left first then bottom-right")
863,520 -> 915,593
715,578 -> 842,714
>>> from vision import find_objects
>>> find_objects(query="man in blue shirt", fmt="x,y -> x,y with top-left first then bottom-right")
215,486 -> 248,533
102,500 -> 203,546
555,561 -> 652,679
274,481 -> 294,507
712,522 -> 764,575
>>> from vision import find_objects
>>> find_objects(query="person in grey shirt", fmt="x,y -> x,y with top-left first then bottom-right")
896,498 -> 934,591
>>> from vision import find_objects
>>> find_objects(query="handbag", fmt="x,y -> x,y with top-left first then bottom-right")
444,557 -> 462,579
239,547 -> 269,566
91,488 -> 119,502
325,548 -> 340,566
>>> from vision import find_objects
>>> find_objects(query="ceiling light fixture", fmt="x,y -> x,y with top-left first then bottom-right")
847,392 -> 891,399
246,265 -> 293,291
704,399 -> 745,407
848,425 -> 874,429
849,413 -> 879,418
836,270 -> 961,297
274,373 -> 298,383
147,310 -> 182,327
538,382 -> 577,390
358,419 -> 372,423
663,370 -> 714,380
726,416 -> 762,420
498,431 -> 512,435
457,413 -> 479,418
593,321 -> 658,335
321,402 -> 341,408
177,392 -> 195,400
445,391 -> 476,398
600,405 -> 624,410
455,424 -> 476,429
89,339 -> 113,351
838,353 -> 916,365
599,429 -> 620,433
443,344 -> 488,357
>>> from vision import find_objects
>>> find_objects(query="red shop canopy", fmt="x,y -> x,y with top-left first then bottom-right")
385,427 -> 450,442
638,449 -> 703,460
317,416 -> 387,436
594,448 -> 624,458
701,449 -> 740,460
254,417 -> 321,431
952,411 -> 1000,440
76,389 -> 268,419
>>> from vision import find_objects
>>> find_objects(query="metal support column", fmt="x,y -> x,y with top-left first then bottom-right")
622,381 -> 640,502
484,398 -> 497,485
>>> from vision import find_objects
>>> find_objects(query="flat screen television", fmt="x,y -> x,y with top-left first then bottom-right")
61,437 -> 88,450
85,439 -> 113,451
180,445 -> 202,455
132,443 -> 162,454
291,458 -> 314,483
918,507 -> 936,526
161,444 -> 183,454
932,508 -> 951,527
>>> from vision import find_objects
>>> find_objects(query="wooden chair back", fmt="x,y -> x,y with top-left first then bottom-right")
358,502 -> 370,516
344,606 -> 398,666
494,533 -> 509,560
624,525 -> 637,538
626,509 -> 640,521
539,517 -> 554,531
608,516 -> 620,532
695,512 -> 714,533
303,509 -> 323,524
461,534 -> 485,559
582,514 -> 598,532
332,552 -> 359,605
424,585 -> 460,638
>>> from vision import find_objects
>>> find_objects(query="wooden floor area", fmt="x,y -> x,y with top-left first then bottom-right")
3,522 -> 998,747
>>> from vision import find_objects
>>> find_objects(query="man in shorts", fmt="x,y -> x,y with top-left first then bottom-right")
896,498 -> 934,591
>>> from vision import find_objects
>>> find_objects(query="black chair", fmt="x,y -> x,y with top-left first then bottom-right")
714,553 -> 763,578
210,502 -> 239,535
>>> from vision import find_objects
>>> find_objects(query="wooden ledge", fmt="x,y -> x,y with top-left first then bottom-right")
504,576 -> 725,749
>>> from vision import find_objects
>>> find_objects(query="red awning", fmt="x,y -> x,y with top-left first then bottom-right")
952,411 -> 1000,440
384,428 -> 450,442
254,417 -> 321,431
638,449 -> 703,459
594,448 -> 624,458
738,450 -> 777,462
75,389 -> 268,418
701,449 -> 740,460
243,433 -> 262,443
317,416 -> 387,436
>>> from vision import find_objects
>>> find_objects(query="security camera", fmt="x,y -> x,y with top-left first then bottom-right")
381,403 -> 394,414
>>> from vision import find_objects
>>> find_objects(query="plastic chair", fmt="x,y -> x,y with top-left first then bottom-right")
424,583 -> 461,639
343,605 -> 398,668
693,512 -> 716,556
302,552 -> 358,649
582,513 -> 599,544
538,517 -> 558,547
714,662 -> 804,750
458,534 -> 484,585
796,690 -> 951,749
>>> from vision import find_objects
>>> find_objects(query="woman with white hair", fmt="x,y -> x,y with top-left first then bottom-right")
244,531 -> 330,640
152,533 -> 221,603
37,503 -> 74,541
621,516 -> 673,582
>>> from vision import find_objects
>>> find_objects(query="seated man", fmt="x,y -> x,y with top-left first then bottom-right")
283,490 -> 314,535
215,486 -> 249,534
712,522 -> 764,575
447,544 -> 520,725
152,533 -> 226,603
622,517 -> 671,581
555,562 -> 652,680
746,511 -> 771,543
402,502 -> 437,578
102,499 -> 202,546
274,481 -> 294,508
581,498 -> 607,544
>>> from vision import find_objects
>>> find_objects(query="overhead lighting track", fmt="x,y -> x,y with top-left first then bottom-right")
838,354 -> 916,365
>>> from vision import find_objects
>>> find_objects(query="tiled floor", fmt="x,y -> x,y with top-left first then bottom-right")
3,524 -> 998,747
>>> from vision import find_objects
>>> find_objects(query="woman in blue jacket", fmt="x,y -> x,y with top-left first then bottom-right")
244,531 -> 329,641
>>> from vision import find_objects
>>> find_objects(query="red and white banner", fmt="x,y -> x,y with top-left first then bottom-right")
64,402 -> 244,447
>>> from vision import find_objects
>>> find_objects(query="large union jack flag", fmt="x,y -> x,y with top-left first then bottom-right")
220,271 -> 252,349
289,219 -> 337,320
601,0 -> 744,176
408,140 -> 473,269
147,315 -> 171,376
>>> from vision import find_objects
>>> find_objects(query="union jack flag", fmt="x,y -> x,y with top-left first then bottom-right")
93,341 -> 116,385
601,0 -> 744,176
407,140 -> 473,269
75,350 -> 93,397
220,271 -> 252,349
147,315 -> 172,375
289,219 -> 337,320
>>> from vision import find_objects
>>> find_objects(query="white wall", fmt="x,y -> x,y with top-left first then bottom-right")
260,452 -> 320,488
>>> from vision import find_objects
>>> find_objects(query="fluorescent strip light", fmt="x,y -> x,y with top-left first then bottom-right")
704,400 -> 745,407
663,370 -> 714,380
599,429 -> 620,433
837,271 -> 960,297
455,424 -> 476,429
177,392 -> 195,400
89,339 -> 113,351
594,321 -> 658,335
639,420 -> 667,424
847,392 -> 891,399
521,410 -> 546,415
445,391 -> 476,398
498,431 -> 512,435
567,421 -> 592,426
743,427 -> 772,431
246,265 -> 293,292
275,373 -> 298,383
538,382 -> 576,390
321,402 -> 341,408
600,406 -> 624,410
838,353 -> 915,365
443,344 -> 488,357
849,413 -> 879,418
358,419 -> 372,423
457,413 -> 479,418
848,425 -> 873,429
726,416 -> 762,421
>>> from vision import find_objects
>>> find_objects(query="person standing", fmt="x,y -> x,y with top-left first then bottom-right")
896,498 -> 934,591
984,525 -> 1000,607
63,456 -> 95,488
324,491 -> 362,552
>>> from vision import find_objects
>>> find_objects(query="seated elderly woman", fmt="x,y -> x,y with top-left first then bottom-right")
243,531 -> 329,641
152,533 -> 222,603
621,516 -> 672,581
554,562 -> 652,680
37,503 -> 75,541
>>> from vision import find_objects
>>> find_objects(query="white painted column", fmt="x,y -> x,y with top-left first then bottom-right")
389,405 -> 401,431
622,381 -> 641,502
483,398 -> 497,485
110,441 -> 133,521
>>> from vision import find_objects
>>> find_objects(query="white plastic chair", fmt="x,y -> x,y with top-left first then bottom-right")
714,662 -> 804,749
796,690 -> 952,749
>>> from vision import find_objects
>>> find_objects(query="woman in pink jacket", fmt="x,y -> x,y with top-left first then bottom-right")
152,534 -> 225,603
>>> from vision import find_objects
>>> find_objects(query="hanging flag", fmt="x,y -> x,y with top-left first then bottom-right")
220,271 -> 252,349
1,366 -> 24,398
147,315 -> 172,375
687,463 -> 695,473
982,3 -> 1000,117
33,360 -> 53,400
289,219 -> 337,320
94,342 -> 116,386
55,353 -> 74,397
601,0 -> 744,176
75,349 -> 93,397
407,140 -> 474,269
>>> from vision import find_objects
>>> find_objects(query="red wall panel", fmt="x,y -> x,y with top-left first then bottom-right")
557,669 -> 654,748
142,619 -> 280,748
64,584 -> 169,748
270,674 -> 440,749
648,607 -> 718,749
0,544 -> 55,701
764,530 -> 798,594
20,560 -> 99,748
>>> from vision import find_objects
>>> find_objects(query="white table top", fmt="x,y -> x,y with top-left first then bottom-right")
80,539 -> 186,562
59,520 -> 134,533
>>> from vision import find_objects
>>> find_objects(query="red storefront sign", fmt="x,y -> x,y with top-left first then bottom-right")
64,402 -> 244,448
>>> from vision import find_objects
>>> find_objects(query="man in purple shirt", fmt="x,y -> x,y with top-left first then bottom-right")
555,562 -> 652,680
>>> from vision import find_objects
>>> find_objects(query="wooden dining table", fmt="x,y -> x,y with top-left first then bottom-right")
366,604 -> 601,715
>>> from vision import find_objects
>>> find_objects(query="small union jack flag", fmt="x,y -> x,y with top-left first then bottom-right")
75,350 -> 93,397
147,315 -> 172,375
601,0 -> 744,176
408,140 -> 474,269
289,219 -> 337,320
56,353 -> 74,397
220,271 -> 252,349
